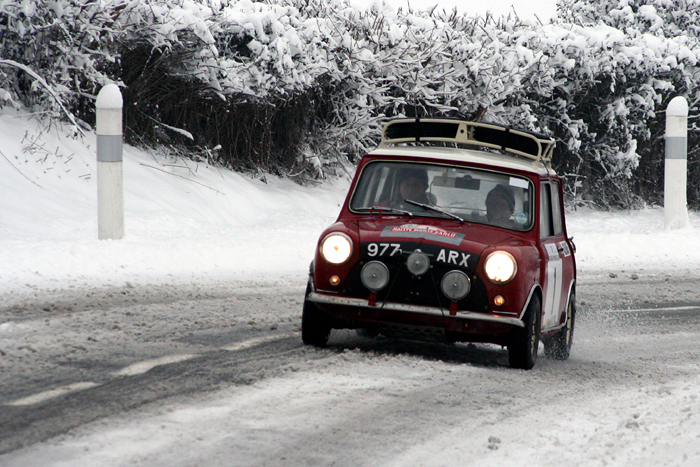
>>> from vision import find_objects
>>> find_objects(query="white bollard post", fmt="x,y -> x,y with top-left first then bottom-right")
664,96 -> 689,231
96,84 -> 124,240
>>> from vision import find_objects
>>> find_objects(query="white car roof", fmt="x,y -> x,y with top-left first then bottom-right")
365,146 -> 557,177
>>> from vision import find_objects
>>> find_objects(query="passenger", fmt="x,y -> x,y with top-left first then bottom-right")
485,184 -> 517,227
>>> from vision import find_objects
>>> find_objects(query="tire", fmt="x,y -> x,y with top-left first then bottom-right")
301,283 -> 332,347
544,293 -> 576,360
508,294 -> 541,370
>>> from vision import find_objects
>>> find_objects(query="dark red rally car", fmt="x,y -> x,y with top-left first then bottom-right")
301,118 -> 576,369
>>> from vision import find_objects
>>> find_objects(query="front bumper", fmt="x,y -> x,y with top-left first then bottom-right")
307,292 -> 524,329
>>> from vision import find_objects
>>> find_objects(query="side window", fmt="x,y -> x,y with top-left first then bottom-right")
540,182 -> 553,238
550,181 -> 564,236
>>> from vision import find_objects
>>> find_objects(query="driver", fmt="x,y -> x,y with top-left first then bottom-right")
384,167 -> 434,207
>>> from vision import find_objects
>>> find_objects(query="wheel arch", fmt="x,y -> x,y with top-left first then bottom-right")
520,283 -> 543,321
561,279 -> 576,323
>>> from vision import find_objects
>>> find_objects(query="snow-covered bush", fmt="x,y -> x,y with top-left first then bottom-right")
0,0 -> 128,133
553,0 -> 700,207
557,0 -> 700,38
1,0 -> 699,208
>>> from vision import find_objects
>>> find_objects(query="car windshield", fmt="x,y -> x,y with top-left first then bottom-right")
349,161 -> 534,231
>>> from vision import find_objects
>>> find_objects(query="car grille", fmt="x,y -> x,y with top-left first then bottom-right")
343,247 -> 490,313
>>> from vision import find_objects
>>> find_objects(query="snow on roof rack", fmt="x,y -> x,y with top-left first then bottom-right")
379,118 -> 555,164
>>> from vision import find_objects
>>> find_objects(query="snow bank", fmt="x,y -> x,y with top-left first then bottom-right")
2,108 -> 700,303
0,108 -> 349,300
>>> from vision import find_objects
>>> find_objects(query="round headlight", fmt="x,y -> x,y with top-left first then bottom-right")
321,233 -> 353,265
441,270 -> 471,301
406,250 -> 430,276
361,261 -> 390,292
484,251 -> 517,284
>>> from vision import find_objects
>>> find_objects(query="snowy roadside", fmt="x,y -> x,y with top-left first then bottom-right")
2,108 -> 700,309
568,208 -> 700,310
0,109 -> 350,305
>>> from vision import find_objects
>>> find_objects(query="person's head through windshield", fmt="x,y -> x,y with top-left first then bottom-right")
396,167 -> 430,205
486,184 -> 515,225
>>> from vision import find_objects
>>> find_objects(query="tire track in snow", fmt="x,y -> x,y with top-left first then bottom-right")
3,334 -> 295,408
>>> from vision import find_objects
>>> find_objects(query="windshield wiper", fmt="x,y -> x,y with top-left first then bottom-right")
404,200 -> 464,223
356,206 -> 414,217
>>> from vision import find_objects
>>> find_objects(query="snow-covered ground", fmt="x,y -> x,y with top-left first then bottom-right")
0,107 -> 348,301
2,108 -> 700,466
2,106 -> 699,303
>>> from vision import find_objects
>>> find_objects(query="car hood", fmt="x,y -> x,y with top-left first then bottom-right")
357,217 -> 518,264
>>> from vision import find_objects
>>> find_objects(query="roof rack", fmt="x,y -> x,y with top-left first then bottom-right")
379,118 -> 555,164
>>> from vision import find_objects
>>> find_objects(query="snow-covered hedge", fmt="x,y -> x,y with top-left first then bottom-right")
1,0 -> 699,208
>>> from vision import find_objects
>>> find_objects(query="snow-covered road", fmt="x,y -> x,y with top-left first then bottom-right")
1,271 -> 700,467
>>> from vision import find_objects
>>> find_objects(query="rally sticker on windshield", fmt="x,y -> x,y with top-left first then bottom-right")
380,224 -> 464,246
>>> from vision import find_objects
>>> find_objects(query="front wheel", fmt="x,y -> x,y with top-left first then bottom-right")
508,294 -> 541,370
301,284 -> 332,347
544,293 -> 576,360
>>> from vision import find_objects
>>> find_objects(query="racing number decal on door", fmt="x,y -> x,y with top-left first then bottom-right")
541,181 -> 565,328
367,243 -> 402,257
543,243 -> 563,328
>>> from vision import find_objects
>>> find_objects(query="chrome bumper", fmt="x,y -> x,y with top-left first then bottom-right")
307,292 -> 524,328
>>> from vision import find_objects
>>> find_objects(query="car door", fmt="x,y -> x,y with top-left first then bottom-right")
539,180 -> 566,329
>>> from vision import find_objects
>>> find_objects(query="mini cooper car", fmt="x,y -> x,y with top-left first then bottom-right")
302,118 -> 576,369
